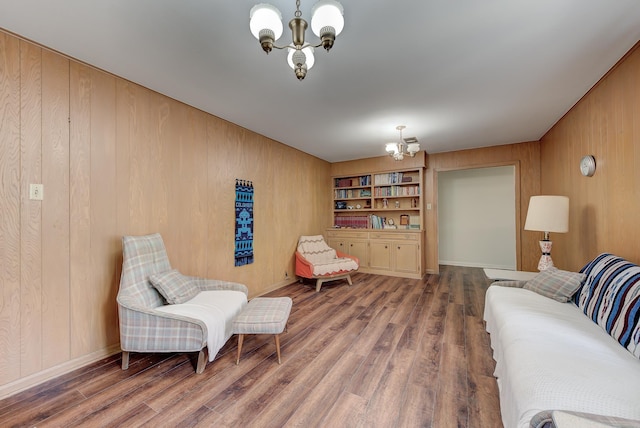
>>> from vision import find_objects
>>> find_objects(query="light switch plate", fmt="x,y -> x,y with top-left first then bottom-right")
29,184 -> 44,200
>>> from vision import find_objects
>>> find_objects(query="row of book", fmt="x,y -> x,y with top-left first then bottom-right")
334,214 -> 421,229
374,185 -> 420,197
334,175 -> 371,188
333,215 -> 370,229
334,189 -> 372,199
370,214 -> 388,229
334,215 -> 390,229
374,172 -> 404,185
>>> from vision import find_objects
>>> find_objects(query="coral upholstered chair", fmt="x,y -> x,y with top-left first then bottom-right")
295,235 -> 359,292
116,233 -> 248,373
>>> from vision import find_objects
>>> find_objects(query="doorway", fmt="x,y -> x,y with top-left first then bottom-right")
437,166 -> 516,269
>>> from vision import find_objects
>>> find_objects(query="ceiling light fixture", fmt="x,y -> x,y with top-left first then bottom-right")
249,0 -> 344,80
385,125 -> 420,161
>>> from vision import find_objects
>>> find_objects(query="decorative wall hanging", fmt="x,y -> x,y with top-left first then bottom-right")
235,179 -> 254,266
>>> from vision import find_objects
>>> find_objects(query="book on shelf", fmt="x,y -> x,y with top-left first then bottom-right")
334,215 -> 370,229
374,172 -> 404,185
374,185 -> 420,197
335,175 -> 371,188
370,214 -> 387,229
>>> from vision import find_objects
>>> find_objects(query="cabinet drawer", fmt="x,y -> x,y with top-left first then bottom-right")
370,232 -> 419,241
326,230 -> 369,239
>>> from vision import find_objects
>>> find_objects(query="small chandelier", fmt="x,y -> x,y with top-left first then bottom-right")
385,126 -> 420,161
249,0 -> 345,80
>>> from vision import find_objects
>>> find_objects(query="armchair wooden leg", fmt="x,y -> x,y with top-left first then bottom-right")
196,349 -> 207,374
236,334 -> 245,365
121,351 -> 130,370
346,274 -> 353,286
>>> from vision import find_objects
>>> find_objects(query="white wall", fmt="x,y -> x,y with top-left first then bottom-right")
438,166 -> 516,269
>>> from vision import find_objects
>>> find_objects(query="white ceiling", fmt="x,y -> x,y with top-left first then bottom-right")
1,1 -> 640,162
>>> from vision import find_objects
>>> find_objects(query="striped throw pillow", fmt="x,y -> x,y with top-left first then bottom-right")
577,253 -> 640,359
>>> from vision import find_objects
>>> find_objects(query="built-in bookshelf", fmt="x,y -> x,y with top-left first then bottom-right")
329,155 -> 427,279
332,168 -> 423,230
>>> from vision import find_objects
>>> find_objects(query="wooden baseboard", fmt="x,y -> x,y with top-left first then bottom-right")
251,277 -> 299,298
356,267 -> 424,280
0,344 -> 122,400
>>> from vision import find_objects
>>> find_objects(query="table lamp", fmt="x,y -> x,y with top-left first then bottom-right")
524,195 -> 569,271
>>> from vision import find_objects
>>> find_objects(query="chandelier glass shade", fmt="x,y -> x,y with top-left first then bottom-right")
385,125 -> 420,161
249,0 -> 344,80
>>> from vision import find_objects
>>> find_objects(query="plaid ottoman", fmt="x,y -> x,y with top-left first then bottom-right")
233,296 -> 292,364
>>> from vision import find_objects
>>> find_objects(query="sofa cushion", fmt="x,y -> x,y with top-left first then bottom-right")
523,267 -> 585,303
149,269 -> 200,304
576,253 -> 640,359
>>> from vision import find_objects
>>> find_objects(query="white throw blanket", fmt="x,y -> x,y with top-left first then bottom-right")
156,290 -> 247,361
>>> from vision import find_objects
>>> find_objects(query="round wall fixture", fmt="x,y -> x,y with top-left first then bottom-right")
580,155 -> 596,177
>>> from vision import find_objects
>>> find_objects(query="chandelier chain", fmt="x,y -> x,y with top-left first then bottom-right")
295,0 -> 302,18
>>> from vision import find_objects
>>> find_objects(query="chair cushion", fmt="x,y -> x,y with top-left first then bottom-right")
297,235 -> 337,264
149,269 -> 200,304
523,267 -> 585,303
233,297 -> 292,335
311,257 -> 359,276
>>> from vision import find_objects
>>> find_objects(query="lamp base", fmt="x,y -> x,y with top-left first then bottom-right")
537,240 -> 554,271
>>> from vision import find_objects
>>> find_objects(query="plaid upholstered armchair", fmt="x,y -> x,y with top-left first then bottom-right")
116,233 -> 248,373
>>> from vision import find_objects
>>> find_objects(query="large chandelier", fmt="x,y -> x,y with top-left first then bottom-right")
385,125 -> 420,161
249,0 -> 345,80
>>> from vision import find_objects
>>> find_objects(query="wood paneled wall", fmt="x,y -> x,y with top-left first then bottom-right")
540,42 -> 640,271
0,31 -> 330,397
425,142 -> 541,273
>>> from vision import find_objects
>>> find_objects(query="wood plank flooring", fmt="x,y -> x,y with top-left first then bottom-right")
0,265 -> 503,427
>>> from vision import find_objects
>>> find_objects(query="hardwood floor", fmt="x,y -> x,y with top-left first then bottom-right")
0,266 -> 503,428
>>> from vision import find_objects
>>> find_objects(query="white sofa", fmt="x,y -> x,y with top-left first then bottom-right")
484,254 -> 640,428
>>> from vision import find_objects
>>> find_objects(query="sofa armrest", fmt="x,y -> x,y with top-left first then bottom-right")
531,409 -> 640,428
117,302 -> 207,352
491,280 -> 526,288
191,278 -> 248,296
295,251 -> 314,278
336,250 -> 359,267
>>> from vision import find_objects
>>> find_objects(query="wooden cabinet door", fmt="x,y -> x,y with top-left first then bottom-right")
328,239 -> 346,254
369,241 -> 392,270
394,241 -> 419,273
347,240 -> 369,267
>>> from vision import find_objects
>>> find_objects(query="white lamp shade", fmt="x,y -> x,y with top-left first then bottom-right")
407,143 -> 420,154
311,0 -> 345,37
249,4 -> 283,41
385,142 -> 398,154
524,195 -> 569,233
287,46 -> 315,70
